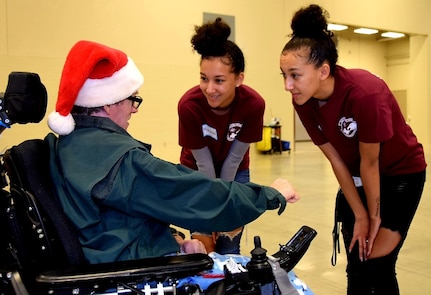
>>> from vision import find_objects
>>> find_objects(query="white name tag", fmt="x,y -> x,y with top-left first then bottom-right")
202,124 -> 218,140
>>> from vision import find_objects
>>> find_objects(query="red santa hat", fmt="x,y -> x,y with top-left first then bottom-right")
48,40 -> 144,135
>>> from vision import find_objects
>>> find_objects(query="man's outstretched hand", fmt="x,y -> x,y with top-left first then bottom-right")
270,178 -> 300,203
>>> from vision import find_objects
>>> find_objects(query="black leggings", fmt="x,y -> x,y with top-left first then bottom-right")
336,170 -> 426,295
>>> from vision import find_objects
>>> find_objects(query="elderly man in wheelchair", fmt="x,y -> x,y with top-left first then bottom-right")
0,41 -> 316,295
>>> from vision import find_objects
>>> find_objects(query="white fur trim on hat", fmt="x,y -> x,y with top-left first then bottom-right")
75,57 -> 143,107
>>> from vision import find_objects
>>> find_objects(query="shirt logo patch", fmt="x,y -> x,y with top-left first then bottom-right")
227,123 -> 243,142
338,117 -> 357,138
202,124 -> 218,140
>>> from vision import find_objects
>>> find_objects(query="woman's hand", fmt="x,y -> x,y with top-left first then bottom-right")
349,214 -> 369,261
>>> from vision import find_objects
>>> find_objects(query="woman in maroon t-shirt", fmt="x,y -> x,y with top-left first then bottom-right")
178,18 -> 265,255
279,4 -> 426,295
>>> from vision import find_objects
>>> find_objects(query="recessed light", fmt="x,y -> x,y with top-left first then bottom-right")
327,23 -> 348,31
381,32 -> 405,39
354,28 -> 379,35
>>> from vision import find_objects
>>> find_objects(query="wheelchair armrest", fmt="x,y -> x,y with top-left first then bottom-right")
36,253 -> 213,285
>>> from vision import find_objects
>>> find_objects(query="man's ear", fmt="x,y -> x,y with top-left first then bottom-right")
103,105 -> 111,115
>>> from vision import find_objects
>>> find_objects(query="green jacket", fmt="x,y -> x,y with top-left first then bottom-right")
47,115 -> 286,263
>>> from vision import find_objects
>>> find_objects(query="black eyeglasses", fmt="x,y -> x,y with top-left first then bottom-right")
127,95 -> 143,109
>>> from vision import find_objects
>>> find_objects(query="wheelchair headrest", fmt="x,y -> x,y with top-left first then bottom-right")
0,72 -> 47,127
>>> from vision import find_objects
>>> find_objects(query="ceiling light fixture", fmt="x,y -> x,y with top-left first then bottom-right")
354,28 -> 379,35
327,23 -> 348,31
381,31 -> 405,39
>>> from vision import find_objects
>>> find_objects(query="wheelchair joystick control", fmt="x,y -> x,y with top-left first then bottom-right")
246,236 -> 273,285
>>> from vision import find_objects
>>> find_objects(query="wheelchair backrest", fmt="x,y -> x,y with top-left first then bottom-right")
2,139 -> 87,275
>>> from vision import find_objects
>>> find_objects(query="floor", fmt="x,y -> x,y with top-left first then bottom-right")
238,141 -> 431,295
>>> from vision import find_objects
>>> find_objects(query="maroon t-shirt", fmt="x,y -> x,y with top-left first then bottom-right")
294,66 -> 426,176
178,84 -> 265,174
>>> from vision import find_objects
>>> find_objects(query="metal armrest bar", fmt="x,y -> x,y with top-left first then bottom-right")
36,253 -> 213,285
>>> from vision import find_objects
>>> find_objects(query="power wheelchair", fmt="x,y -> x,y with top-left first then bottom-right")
0,72 -> 317,295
